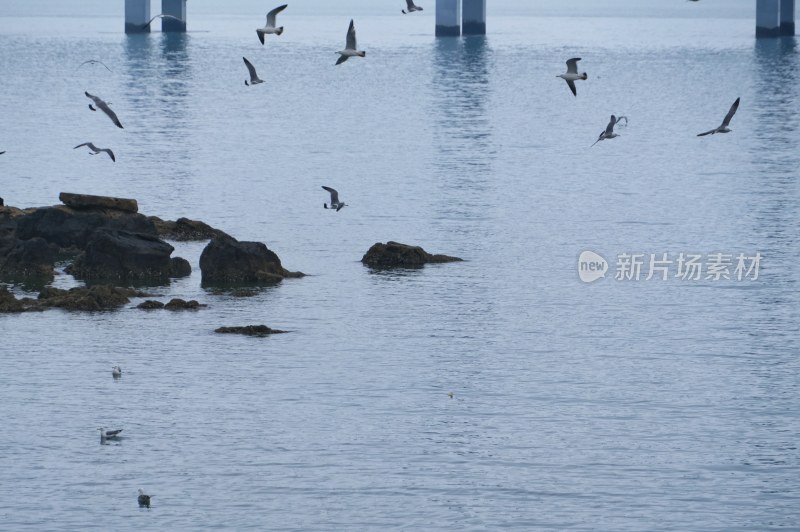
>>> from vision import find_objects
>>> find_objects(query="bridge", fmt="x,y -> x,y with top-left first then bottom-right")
124,0 -> 794,37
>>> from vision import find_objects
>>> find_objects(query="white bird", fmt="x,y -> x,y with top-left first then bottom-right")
257,4 -> 288,44
138,489 -> 152,508
85,91 -> 123,129
402,0 -> 424,14
74,142 -> 116,162
336,19 -> 366,65
243,57 -> 264,86
112,366 -> 122,379
98,427 -> 123,443
141,13 -> 184,30
591,115 -> 628,147
322,186 -> 347,211
697,97 -> 740,137
77,59 -> 112,72
557,58 -> 588,97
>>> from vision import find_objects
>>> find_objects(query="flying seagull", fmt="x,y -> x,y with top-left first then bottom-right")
141,13 -> 184,30
402,0 -> 423,14
257,4 -> 288,44
557,58 -> 588,97
138,489 -> 152,509
243,57 -> 264,86
74,142 -> 116,162
77,59 -> 112,72
112,366 -> 122,379
85,91 -> 123,129
697,97 -> 740,137
322,186 -> 347,211
591,115 -> 628,147
98,427 -> 122,443
336,19 -> 365,65
0,151 -> 5,155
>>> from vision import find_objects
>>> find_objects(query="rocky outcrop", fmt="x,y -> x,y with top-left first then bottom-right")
215,325 -> 288,336
65,229 -> 174,283
148,216 -> 226,241
13,205 -> 157,253
199,234 -> 303,285
361,241 -> 463,269
59,192 -> 138,213
0,284 -> 149,313
164,298 -> 205,310
0,236 -> 56,282
137,300 -> 165,310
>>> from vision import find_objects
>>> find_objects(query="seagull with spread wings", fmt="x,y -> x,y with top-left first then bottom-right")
257,4 -> 288,44
697,98 -> 740,137
85,91 -> 123,129
557,58 -> 588,97
336,19 -> 366,65
243,57 -> 264,86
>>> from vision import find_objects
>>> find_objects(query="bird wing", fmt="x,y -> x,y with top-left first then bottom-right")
105,429 -> 122,437
346,19 -> 357,51
566,57 -> 581,74
243,57 -> 259,80
604,115 -> 617,135
73,142 -> 91,150
97,101 -> 124,129
697,129 -> 716,137
406,0 -> 415,9
721,97 -> 740,128
266,4 -> 287,27
103,149 -> 116,162
322,186 -> 339,204
566,79 -> 577,97
256,29 -> 265,45
335,54 -> 349,65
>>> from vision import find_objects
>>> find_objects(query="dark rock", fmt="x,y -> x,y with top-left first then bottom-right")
15,205 -> 157,252
215,325 -> 288,336
0,237 -> 56,282
37,285 -> 144,311
137,300 -> 165,310
66,229 -> 174,283
169,257 -> 192,278
164,298 -> 205,310
149,216 -> 226,241
59,192 -> 138,213
199,234 -> 303,286
361,241 -> 463,269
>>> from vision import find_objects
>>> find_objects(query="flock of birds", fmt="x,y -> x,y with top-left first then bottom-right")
5,1 -> 743,509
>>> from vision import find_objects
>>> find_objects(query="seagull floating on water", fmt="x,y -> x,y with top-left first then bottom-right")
85,92 -> 123,129
74,142 -> 116,162
322,186 -> 347,211
591,115 -> 628,147
336,19 -> 365,65
77,59 -> 112,72
98,427 -> 122,443
257,4 -> 288,44
557,58 -> 587,97
402,0 -> 424,14
141,13 -> 184,30
697,97 -> 740,137
112,366 -> 122,379
138,489 -> 152,508
243,57 -> 264,86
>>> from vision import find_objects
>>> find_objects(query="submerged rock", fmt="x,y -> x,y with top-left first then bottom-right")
164,298 -> 205,310
137,300 -> 165,310
199,234 -> 303,286
361,241 -> 463,269
215,325 -> 288,336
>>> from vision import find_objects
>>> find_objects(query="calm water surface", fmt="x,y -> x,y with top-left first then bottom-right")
0,9 -> 798,531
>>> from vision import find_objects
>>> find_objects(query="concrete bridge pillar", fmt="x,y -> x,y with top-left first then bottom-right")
781,0 -> 795,35
462,0 -> 486,35
757,0 -> 796,37
162,0 -> 187,32
125,0 -> 151,33
436,0 -> 461,37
